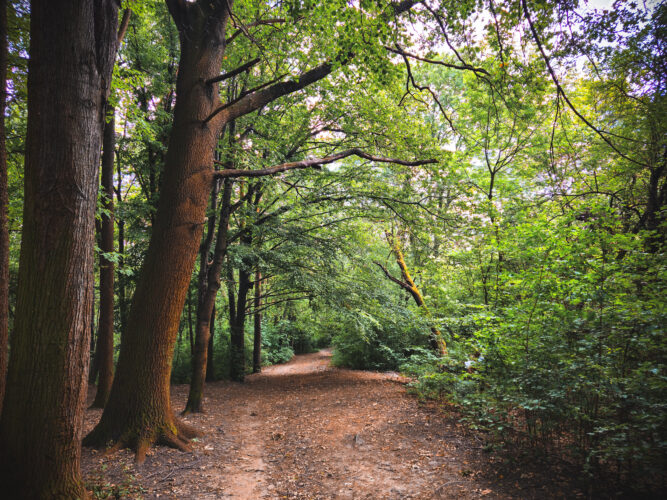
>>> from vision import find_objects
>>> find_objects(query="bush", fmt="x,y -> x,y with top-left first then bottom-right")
261,320 -> 295,365
331,303 -> 433,371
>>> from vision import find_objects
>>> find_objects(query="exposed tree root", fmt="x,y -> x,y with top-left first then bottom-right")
102,441 -> 124,457
83,417 -> 202,464
158,431 -> 192,453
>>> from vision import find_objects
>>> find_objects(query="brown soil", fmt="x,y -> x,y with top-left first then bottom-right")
82,349 -> 583,499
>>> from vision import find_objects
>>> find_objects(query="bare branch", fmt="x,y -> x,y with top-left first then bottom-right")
386,44 -> 489,76
521,0 -> 644,167
214,148 -> 436,179
206,58 -> 260,85
225,18 -> 286,45
399,50 -> 457,133
374,262 -> 412,293
117,9 -> 132,44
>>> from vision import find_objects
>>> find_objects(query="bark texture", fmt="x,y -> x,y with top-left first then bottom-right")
230,258 -> 252,382
91,107 -> 117,409
0,1 -> 119,497
206,304 -> 216,382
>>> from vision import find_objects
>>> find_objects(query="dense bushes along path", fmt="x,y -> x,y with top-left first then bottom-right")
82,350 -> 582,499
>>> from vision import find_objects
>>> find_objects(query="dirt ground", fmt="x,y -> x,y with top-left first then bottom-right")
82,349 -> 584,499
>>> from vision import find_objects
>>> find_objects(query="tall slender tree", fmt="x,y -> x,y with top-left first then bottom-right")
91,107 -> 117,409
253,272 -> 262,373
0,0 -> 8,418
183,178 -> 232,413
0,1 -> 120,496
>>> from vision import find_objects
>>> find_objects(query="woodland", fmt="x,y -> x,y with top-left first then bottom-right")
0,0 -> 664,498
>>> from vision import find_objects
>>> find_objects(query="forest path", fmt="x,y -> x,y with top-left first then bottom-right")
82,350 -> 576,499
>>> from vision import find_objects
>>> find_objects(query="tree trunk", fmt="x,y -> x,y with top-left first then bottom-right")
382,231 -> 447,356
0,1 -> 119,497
0,0 -> 9,419
84,0 -> 364,458
91,106 -> 117,409
184,178 -> 232,413
206,303 -> 216,382
229,185 -> 255,382
116,157 -> 127,336
83,2 -> 231,461
230,260 -> 252,382
253,272 -> 262,373
187,285 -> 194,355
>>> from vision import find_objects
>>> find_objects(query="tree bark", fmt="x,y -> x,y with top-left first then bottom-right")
184,178 -> 232,413
0,1 -> 119,497
91,106 -> 117,409
253,272 -> 262,373
229,185 -> 259,382
0,0 -> 8,418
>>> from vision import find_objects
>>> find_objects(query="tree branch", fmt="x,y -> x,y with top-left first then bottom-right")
214,148 -> 436,179
117,9 -> 132,44
521,0 -> 644,167
386,45 -> 489,76
206,58 -> 260,85
205,60 -> 335,127
225,18 -> 286,45
374,262 -> 413,293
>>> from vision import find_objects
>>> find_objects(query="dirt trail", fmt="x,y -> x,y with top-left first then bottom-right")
82,350 -> 579,499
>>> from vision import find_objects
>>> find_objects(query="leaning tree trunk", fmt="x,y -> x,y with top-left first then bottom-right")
378,231 -> 447,356
84,2 -> 231,461
0,1 -> 119,497
91,106 -> 117,409
84,0 -> 377,459
184,178 -> 232,414
0,0 -> 8,418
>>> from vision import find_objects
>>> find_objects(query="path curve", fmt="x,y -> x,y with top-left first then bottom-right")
82,349 -> 580,499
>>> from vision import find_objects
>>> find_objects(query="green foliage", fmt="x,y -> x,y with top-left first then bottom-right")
261,321 -> 296,365
330,294 -> 433,371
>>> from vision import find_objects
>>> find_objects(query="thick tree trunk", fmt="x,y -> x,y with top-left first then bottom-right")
84,3 -> 230,461
0,1 -> 119,496
184,179 -> 232,413
91,107 -> 117,409
85,0 -> 388,458
253,272 -> 262,373
0,0 -> 8,418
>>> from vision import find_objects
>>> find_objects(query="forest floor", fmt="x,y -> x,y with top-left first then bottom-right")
82,349 -> 584,499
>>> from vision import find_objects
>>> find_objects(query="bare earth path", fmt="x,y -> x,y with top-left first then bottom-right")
82,350 -> 580,499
